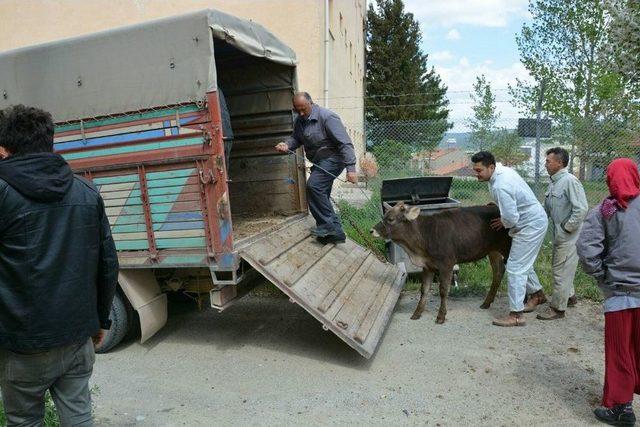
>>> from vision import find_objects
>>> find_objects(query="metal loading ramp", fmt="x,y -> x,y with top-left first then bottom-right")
238,215 -> 406,358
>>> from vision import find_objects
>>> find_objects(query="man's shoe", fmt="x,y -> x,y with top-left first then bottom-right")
523,290 -> 547,313
568,295 -> 578,307
317,234 -> 346,245
594,403 -> 636,426
310,226 -> 336,237
536,307 -> 565,320
492,311 -> 526,327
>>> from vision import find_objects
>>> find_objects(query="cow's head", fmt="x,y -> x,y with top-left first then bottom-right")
370,201 -> 421,240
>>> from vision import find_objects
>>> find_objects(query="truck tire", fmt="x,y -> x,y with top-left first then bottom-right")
95,291 -> 130,353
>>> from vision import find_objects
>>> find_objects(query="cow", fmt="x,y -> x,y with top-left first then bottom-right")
371,202 -> 511,324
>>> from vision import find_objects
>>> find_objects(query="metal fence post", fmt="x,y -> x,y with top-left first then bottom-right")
534,80 -> 546,196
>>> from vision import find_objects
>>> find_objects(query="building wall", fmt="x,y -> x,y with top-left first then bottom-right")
0,0 -> 365,159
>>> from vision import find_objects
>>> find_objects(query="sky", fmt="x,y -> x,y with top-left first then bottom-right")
402,0 -> 534,129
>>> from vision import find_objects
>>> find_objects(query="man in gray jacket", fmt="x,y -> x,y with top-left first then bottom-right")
535,147 -> 588,320
275,92 -> 358,245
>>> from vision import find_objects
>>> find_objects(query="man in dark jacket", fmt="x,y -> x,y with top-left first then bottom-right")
0,105 -> 118,426
275,92 -> 358,245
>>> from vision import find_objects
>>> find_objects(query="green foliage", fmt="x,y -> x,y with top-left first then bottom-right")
509,0 -> 639,180
467,74 -> 529,168
370,139 -> 416,175
491,128 -> 530,167
468,75 -> 500,151
43,392 -> 60,427
510,0 -> 614,119
365,0 -> 452,150
606,0 -> 640,104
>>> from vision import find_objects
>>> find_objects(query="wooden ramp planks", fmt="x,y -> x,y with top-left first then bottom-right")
239,215 -> 406,359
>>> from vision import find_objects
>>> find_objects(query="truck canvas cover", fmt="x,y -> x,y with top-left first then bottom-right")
0,9 -> 297,122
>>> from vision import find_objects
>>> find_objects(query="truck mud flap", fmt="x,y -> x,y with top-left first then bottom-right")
239,215 -> 406,359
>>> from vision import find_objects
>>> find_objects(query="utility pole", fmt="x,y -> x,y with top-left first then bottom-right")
534,80 -> 546,195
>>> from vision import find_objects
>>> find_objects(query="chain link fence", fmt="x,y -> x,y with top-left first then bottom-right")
332,117 -> 640,294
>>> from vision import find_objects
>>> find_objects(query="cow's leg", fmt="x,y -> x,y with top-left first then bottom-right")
411,269 -> 434,320
436,267 -> 454,324
481,251 -> 506,309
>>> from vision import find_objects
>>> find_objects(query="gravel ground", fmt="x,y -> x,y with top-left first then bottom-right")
90,292 -> 619,426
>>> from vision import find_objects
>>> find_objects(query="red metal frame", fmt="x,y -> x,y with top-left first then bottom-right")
203,91 -> 234,260
137,165 -> 159,260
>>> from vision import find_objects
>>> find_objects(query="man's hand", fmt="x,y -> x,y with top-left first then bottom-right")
346,172 -> 358,184
490,217 -> 505,231
275,142 -> 289,153
92,329 -> 108,348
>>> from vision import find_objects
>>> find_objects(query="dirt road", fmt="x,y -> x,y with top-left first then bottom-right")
91,293 -> 615,426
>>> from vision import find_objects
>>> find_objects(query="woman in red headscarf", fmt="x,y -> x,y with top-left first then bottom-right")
578,158 -> 640,425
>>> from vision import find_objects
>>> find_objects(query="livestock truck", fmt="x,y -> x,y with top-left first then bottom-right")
0,9 -> 405,358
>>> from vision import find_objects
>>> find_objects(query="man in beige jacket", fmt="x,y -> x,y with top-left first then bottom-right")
533,147 -> 588,320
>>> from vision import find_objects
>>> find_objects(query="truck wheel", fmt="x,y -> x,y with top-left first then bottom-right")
95,291 -> 130,353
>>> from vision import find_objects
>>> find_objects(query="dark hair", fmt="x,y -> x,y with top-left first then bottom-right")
471,151 -> 496,167
0,105 -> 54,156
293,92 -> 313,103
546,147 -> 569,167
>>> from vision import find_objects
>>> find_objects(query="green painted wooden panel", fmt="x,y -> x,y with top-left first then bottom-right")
156,237 -> 206,249
109,214 -> 146,226
146,177 -> 196,189
115,240 -> 149,251
112,220 -> 204,233
147,185 -> 198,197
146,169 -> 196,180
93,174 -> 139,185
63,136 -> 203,160
55,104 -> 201,133
146,194 -> 195,205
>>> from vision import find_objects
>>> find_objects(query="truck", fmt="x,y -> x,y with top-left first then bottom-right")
0,9 -> 406,359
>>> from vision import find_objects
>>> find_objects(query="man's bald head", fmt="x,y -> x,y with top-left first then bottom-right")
292,92 -> 314,118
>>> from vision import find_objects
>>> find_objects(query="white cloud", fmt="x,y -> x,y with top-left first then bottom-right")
445,28 -> 461,40
405,0 -> 529,28
431,50 -> 455,62
434,60 -> 533,129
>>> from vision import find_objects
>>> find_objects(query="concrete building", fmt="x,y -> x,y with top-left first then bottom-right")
0,0 -> 366,158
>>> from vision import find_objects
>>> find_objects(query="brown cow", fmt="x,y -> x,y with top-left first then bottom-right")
371,202 -> 511,323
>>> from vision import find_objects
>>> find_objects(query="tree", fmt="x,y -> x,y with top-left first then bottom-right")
491,129 -> 530,167
510,0 -> 638,178
365,0 -> 451,152
467,74 -> 529,167
606,0 -> 640,104
468,75 -> 500,151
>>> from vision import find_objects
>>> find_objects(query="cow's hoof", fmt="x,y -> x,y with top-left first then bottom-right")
410,313 -> 421,320
480,302 -> 491,309
435,317 -> 446,324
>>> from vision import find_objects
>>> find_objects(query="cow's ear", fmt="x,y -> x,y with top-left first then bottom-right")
405,206 -> 420,221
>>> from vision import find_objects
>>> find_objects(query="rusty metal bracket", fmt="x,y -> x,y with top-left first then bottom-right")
199,168 -> 216,185
200,125 -> 210,147
196,161 -> 216,259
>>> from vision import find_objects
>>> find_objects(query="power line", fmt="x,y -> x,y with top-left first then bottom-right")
320,88 -> 512,100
